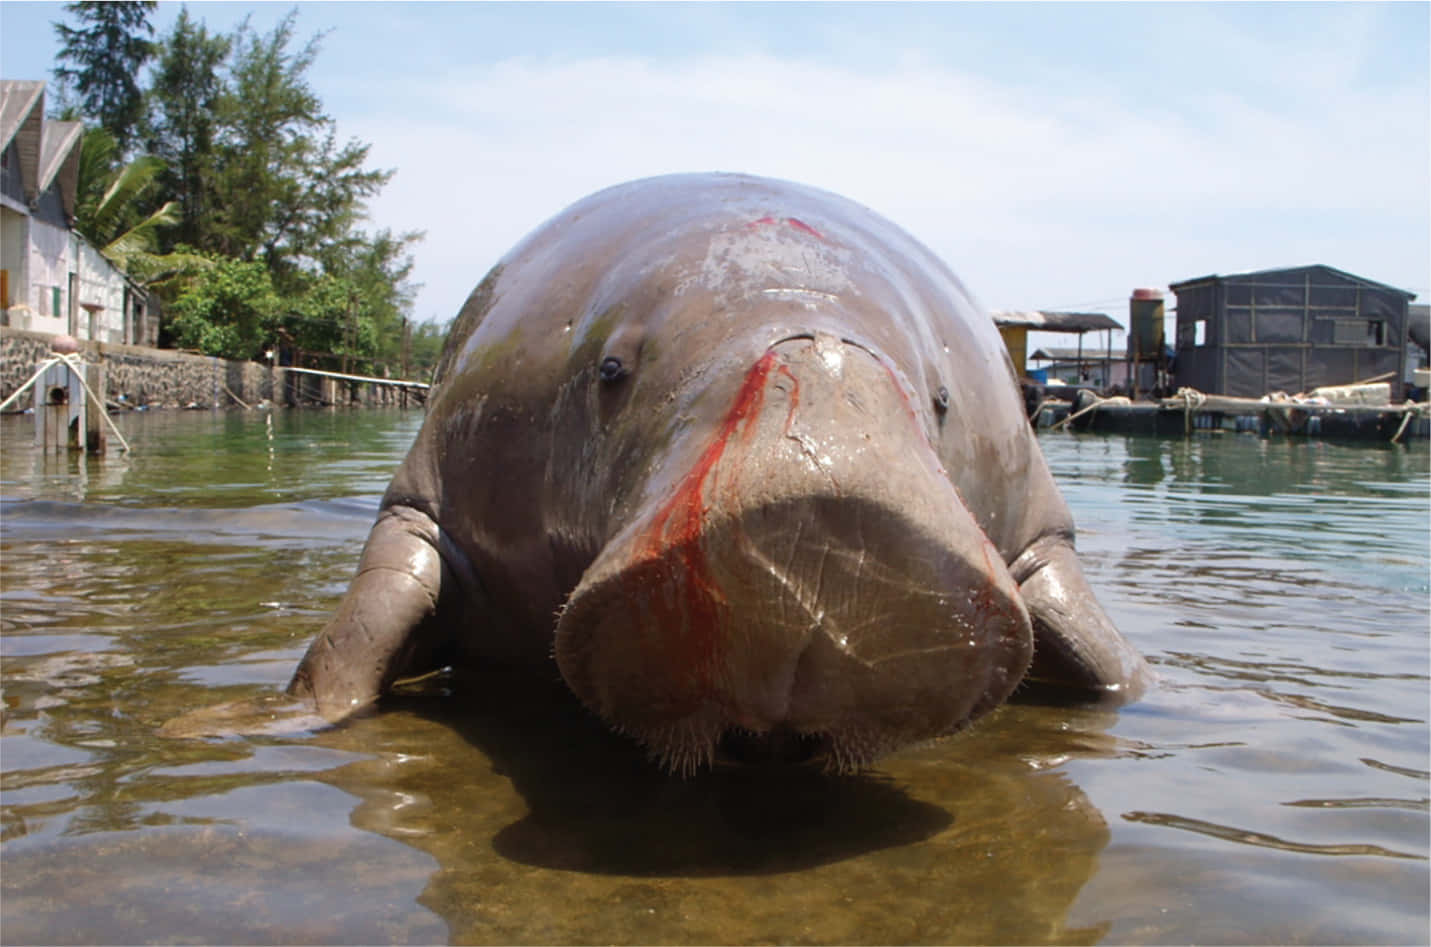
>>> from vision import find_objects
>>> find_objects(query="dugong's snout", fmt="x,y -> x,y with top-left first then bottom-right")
554,335 -> 1034,774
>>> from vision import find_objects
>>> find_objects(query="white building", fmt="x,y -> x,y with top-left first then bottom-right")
1,80 -> 155,345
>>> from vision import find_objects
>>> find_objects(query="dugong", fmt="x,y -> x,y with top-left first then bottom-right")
288,173 -> 1149,773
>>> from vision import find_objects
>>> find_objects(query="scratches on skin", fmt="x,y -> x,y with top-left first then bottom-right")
354,612 -> 377,649
774,353 -> 845,489
742,532 -> 837,649
784,517 -> 805,580
761,288 -> 840,305
357,565 -> 442,613
811,538 -> 833,643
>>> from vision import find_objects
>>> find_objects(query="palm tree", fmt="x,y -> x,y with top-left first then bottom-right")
73,126 -> 205,288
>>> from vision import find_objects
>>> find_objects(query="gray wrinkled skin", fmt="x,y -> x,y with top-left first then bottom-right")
288,173 -> 1150,773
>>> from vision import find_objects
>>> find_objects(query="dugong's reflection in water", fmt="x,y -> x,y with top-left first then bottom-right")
1,666 -> 1121,945
316,668 -> 1121,945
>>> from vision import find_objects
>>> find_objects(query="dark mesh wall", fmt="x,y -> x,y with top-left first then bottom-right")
1172,266 -> 1411,399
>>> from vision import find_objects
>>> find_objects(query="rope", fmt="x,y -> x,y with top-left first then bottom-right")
0,353 -> 131,453
1027,397 -> 1061,423
1049,393 -> 1130,432
1174,387 -> 1208,408
0,355 -> 64,413
282,365 -> 430,389
1174,387 -> 1207,435
222,383 -> 253,410
1390,401 -> 1427,445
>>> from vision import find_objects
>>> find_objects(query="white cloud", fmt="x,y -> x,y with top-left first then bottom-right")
347,49 -> 1429,327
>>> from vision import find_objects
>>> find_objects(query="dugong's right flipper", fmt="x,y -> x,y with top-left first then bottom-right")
1011,534 -> 1152,702
288,504 -> 459,722
161,505 -> 460,740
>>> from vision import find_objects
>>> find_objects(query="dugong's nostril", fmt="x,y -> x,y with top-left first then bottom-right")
599,356 -> 628,383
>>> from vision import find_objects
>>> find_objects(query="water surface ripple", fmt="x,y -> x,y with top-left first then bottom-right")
1,410 -> 1427,944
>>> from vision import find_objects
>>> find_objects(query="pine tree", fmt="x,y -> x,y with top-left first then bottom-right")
146,8 -> 231,250
52,1 -> 157,156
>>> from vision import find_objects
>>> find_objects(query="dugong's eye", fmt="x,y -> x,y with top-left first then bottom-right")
934,385 -> 951,414
599,356 -> 629,383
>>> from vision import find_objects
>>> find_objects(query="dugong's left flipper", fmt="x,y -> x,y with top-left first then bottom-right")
1011,534 -> 1152,702
288,504 -> 459,721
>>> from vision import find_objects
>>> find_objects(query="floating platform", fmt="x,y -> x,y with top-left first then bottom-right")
1034,390 -> 1429,442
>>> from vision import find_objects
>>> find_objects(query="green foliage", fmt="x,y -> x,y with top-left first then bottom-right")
72,125 -> 122,232
51,3 -> 425,376
71,125 -> 200,286
53,1 -> 156,155
88,152 -> 176,254
166,256 -> 280,360
146,7 -> 230,249
275,226 -> 424,374
408,320 -> 450,378
207,11 -> 326,264
174,9 -> 393,291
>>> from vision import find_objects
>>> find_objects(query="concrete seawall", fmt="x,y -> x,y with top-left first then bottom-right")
1,327 -> 423,410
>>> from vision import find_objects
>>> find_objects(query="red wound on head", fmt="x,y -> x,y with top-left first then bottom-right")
746,216 -> 826,241
784,217 -> 824,240
626,350 -> 784,689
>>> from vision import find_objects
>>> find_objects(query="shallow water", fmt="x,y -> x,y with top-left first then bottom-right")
1,409 -> 1427,945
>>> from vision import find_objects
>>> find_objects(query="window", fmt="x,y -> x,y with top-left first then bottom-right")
1332,320 -> 1385,346
1194,320 -> 1207,347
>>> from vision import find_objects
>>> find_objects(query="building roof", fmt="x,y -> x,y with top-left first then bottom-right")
0,80 -> 43,148
0,80 -> 83,219
38,119 -> 83,216
1169,264 -> 1417,299
991,310 -> 1123,333
1029,346 -> 1121,363
0,80 -> 45,203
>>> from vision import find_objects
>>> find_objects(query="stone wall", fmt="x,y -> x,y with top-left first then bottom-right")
1,327 -> 420,410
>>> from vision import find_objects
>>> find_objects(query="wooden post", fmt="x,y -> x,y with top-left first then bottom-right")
84,360 -> 106,452
400,317 -> 411,409
34,359 -> 84,452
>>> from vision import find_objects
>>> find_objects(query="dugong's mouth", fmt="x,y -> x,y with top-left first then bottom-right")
717,725 -> 829,766
553,335 -> 1033,774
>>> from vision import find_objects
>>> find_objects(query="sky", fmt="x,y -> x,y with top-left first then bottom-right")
3,1 -> 1428,355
